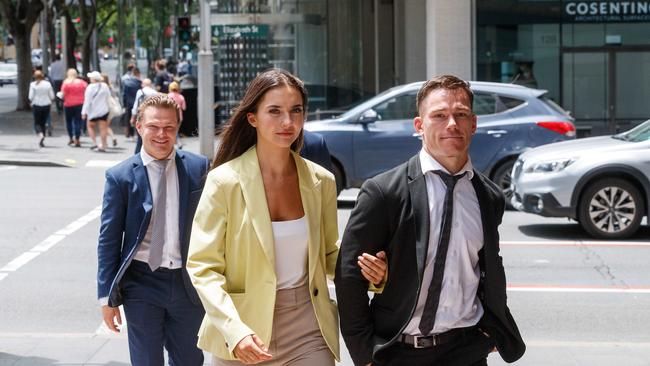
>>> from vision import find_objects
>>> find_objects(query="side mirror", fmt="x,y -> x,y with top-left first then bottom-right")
358,109 -> 380,124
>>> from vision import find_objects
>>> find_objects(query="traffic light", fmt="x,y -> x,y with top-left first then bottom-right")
178,17 -> 191,43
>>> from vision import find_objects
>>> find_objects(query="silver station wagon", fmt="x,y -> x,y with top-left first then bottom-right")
511,120 -> 650,239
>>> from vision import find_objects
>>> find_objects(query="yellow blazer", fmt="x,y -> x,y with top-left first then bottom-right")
187,146 -> 340,361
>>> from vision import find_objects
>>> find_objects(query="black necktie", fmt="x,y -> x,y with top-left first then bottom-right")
418,170 -> 467,336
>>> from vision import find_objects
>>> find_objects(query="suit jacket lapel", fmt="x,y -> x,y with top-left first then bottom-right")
133,156 -> 153,241
407,155 -> 429,282
238,147 -> 276,267
471,171 -> 495,252
176,151 -> 190,261
294,152 -> 321,284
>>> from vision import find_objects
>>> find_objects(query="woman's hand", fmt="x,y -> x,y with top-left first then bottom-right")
233,334 -> 273,364
358,251 -> 387,285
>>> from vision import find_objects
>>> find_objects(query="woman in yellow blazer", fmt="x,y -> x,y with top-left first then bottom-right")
187,69 -> 385,365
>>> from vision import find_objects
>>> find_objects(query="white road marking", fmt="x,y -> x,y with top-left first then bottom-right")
508,285 -> 650,294
0,205 -> 102,281
327,283 -> 650,294
85,160 -> 121,168
501,240 -> 650,247
0,166 -> 18,172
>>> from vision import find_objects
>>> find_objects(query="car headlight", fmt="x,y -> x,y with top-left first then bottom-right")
524,158 -> 576,173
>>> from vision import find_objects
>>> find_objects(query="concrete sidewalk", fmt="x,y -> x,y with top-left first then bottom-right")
0,110 -> 202,168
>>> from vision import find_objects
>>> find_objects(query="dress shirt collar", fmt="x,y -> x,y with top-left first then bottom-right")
140,148 -> 176,167
419,149 -> 474,180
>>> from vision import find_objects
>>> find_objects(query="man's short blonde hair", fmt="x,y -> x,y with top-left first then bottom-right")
136,94 -> 181,125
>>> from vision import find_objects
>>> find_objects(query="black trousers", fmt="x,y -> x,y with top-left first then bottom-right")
374,328 -> 495,366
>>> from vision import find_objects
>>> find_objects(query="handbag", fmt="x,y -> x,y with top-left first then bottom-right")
107,93 -> 124,117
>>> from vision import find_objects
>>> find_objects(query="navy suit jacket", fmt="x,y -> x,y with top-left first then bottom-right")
300,130 -> 333,173
97,150 -> 209,307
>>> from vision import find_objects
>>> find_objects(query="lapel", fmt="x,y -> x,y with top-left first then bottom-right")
407,155 -> 430,281
132,155 -> 153,239
471,171 -> 494,254
294,152 -> 321,284
175,151 -> 190,257
238,147 -> 276,267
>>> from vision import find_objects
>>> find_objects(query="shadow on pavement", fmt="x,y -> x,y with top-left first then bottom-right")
518,223 -> 650,241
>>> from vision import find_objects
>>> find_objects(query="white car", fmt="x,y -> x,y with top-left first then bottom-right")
0,63 -> 17,86
511,120 -> 650,239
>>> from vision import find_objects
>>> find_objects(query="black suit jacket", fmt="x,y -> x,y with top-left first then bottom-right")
335,155 -> 525,365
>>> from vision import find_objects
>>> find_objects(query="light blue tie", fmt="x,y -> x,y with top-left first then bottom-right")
148,159 -> 169,271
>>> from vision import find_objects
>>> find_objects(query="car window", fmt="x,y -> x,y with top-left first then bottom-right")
500,96 -> 525,110
0,64 -> 16,72
373,93 -> 417,121
473,93 -> 499,115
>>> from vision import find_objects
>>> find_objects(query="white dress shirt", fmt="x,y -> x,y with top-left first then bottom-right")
133,148 -> 182,270
403,149 -> 484,336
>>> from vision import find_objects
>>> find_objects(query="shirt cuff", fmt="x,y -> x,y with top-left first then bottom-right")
98,297 -> 109,307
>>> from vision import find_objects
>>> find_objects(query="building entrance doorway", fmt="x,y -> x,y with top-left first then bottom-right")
562,48 -> 650,136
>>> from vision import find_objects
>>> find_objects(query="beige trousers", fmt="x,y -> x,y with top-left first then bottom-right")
212,284 -> 334,366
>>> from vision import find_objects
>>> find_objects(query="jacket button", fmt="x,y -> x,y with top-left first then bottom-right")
313,288 -> 319,297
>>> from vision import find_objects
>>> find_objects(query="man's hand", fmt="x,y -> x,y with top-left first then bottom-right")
358,251 -> 387,285
81,114 -> 87,121
101,305 -> 122,333
233,334 -> 273,364
130,116 -> 136,126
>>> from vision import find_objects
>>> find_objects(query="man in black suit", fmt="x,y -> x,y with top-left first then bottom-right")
335,75 -> 525,366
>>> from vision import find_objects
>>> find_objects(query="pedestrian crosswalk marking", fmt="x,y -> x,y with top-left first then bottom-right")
0,206 -> 102,281
85,160 -> 121,168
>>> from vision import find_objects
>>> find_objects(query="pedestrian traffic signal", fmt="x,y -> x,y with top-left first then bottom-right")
178,17 -> 191,43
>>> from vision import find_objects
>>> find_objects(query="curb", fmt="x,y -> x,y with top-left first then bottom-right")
0,159 -> 74,168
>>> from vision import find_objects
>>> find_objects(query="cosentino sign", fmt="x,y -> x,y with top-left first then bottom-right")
564,1 -> 650,22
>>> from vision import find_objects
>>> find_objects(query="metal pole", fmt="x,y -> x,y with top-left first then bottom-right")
198,0 -> 214,160
61,16 -> 68,70
117,0 -> 124,85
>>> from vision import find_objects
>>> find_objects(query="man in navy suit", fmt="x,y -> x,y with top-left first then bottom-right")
301,130 -> 333,173
97,94 -> 209,365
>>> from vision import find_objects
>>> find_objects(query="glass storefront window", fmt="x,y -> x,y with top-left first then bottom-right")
477,23 -> 561,102
209,0 -> 367,122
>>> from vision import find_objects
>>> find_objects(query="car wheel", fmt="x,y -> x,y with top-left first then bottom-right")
331,162 -> 345,195
578,178 -> 645,239
491,159 -> 516,208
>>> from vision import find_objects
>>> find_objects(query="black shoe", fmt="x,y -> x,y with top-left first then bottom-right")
47,128 -> 52,137
39,137 -> 45,148
113,138 -> 118,147
90,145 -> 98,151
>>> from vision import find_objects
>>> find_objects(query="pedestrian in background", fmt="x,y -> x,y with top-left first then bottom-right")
28,70 -> 54,148
335,75 -> 525,366
121,64 -> 141,140
102,73 -> 119,147
187,68 -> 386,366
81,71 -> 110,152
60,68 -> 87,147
130,78 -> 159,154
167,81 -> 186,149
153,59 -> 173,93
49,54 -> 65,113
97,95 -> 208,365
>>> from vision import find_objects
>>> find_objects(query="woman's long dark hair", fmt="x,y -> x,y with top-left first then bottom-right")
211,68 -> 307,170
